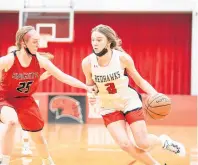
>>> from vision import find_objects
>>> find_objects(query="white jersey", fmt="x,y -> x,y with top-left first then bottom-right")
90,50 -> 142,115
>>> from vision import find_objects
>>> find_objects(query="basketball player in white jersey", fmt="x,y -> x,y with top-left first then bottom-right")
82,24 -> 186,165
3,46 -> 53,156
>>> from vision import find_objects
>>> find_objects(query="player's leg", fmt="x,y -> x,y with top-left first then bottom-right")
125,109 -> 186,156
18,98 -> 55,165
21,130 -> 32,155
29,131 -> 55,165
102,111 -> 161,165
0,106 -> 18,165
21,99 -> 41,156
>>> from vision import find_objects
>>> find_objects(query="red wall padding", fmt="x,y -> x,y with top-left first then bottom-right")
0,13 -> 192,94
0,13 -> 18,55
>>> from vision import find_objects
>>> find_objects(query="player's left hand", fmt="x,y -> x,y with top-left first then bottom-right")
86,85 -> 98,94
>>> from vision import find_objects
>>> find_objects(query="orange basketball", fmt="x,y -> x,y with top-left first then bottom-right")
144,93 -> 171,120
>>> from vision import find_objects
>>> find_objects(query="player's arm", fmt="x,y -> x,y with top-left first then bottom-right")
81,57 -> 95,86
120,53 -> 157,95
81,56 -> 98,93
0,56 -> 8,71
0,54 -> 12,72
39,52 -> 54,81
0,54 -> 13,80
37,54 -> 94,92
81,56 -> 98,104
39,52 -> 54,60
40,71 -> 51,81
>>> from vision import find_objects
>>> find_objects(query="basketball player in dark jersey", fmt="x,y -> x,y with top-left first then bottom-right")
1,47 -> 54,157
0,26 -> 95,165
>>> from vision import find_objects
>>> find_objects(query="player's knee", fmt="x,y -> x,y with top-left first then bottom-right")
6,120 -> 18,131
7,119 -> 18,126
135,140 -> 150,150
118,140 -> 133,151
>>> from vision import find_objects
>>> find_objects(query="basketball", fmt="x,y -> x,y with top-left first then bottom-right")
144,93 -> 171,120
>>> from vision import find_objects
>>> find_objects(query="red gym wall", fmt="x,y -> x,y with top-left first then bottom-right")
0,12 -> 196,126
40,13 -> 192,95
0,13 -> 192,95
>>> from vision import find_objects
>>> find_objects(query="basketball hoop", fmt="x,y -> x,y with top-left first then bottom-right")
39,34 -> 52,48
19,2 -> 74,43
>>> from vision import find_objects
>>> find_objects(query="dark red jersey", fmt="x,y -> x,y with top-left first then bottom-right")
0,51 -> 40,99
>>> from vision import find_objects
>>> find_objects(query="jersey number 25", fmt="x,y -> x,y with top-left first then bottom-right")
16,81 -> 33,93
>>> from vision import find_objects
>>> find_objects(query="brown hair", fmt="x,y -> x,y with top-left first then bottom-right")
15,26 -> 35,50
92,24 -> 124,52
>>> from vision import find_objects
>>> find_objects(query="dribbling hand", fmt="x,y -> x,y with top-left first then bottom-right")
86,85 -> 98,94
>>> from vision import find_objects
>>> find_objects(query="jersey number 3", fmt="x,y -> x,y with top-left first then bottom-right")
16,81 -> 33,93
105,83 -> 117,94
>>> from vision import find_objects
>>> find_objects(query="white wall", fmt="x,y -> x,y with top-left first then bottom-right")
0,0 -> 196,12
73,0 -> 196,12
0,0 -> 23,11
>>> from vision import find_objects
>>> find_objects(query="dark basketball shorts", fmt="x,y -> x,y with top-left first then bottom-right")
0,96 -> 44,132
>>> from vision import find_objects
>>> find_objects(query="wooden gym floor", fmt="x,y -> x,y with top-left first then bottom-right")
1,124 -> 197,165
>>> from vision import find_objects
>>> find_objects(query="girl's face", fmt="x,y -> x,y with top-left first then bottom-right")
23,30 -> 40,54
91,31 -> 109,53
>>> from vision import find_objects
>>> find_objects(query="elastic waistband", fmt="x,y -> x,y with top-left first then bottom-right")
14,96 -> 29,98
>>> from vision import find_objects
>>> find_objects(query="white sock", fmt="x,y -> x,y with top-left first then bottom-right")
159,135 -> 167,147
1,155 -> 11,165
23,141 -> 30,148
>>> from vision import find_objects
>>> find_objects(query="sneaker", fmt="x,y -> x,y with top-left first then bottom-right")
160,134 -> 186,157
21,146 -> 33,156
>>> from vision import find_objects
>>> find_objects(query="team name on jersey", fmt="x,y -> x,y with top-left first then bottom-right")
12,72 -> 39,80
94,71 -> 121,83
